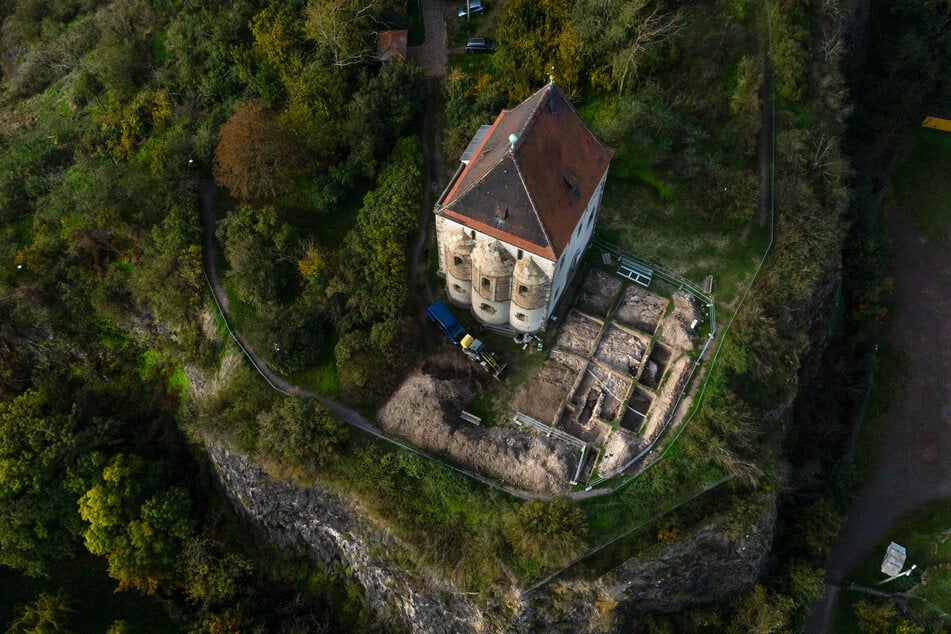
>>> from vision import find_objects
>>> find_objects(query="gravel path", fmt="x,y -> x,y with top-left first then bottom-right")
806,204 -> 951,632
408,0 -> 448,77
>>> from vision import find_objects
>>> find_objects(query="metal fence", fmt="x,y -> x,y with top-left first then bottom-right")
590,236 -> 717,336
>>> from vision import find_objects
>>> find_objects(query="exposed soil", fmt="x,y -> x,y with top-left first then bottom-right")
558,408 -> 612,445
378,370 -> 578,496
594,323 -> 650,376
657,291 -> 703,351
577,362 -> 633,422
575,268 -> 622,316
509,354 -> 581,425
614,285 -> 669,335
599,428 -> 649,474
642,355 -> 691,439
555,310 -> 604,357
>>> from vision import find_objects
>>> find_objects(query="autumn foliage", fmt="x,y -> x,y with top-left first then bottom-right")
213,99 -> 300,201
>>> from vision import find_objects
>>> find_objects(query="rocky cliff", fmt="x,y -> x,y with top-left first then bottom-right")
207,439 -> 777,632
206,443 -> 489,634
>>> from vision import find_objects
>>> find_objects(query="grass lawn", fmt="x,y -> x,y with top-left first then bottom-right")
834,498 -> 951,631
288,348 -> 341,396
597,172 -> 770,315
886,127 -> 951,245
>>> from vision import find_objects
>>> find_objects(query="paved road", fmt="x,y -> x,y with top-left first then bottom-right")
806,204 -> 951,632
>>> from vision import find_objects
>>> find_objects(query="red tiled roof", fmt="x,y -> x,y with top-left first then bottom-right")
438,83 -> 614,260
377,30 -> 408,61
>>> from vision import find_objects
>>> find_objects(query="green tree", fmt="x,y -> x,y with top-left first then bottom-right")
77,454 -> 194,594
219,204 -> 296,310
571,0 -> 683,95
853,600 -> 897,634
7,589 -> 74,634
0,390 -> 110,577
727,585 -> 794,633
303,0 -> 376,67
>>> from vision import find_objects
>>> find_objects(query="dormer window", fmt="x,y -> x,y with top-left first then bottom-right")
482,277 -> 490,289
563,172 -> 580,196
518,285 -> 528,296
453,256 -> 463,266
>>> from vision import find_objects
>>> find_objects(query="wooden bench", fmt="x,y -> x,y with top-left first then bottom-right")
460,410 -> 482,425
617,257 -> 653,287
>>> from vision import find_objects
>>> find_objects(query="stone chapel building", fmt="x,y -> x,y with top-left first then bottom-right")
434,81 -> 615,332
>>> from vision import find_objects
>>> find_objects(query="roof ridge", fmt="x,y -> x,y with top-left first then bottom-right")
446,143 -> 513,208
441,113 -> 508,208
512,151 -> 555,255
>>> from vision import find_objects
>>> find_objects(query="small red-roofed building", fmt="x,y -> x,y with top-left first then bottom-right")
434,81 -> 614,332
377,30 -> 408,62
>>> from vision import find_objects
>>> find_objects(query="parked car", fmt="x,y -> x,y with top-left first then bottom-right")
465,37 -> 496,53
457,0 -> 484,17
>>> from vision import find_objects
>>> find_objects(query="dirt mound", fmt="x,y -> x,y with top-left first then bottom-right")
378,373 -> 577,496
599,428 -> 648,475
643,355 -> 691,439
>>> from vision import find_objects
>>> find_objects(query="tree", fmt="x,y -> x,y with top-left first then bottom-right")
0,389 -> 110,577
7,590 -> 74,633
78,454 -> 194,594
853,600 -> 897,634
213,100 -> 302,201
727,585 -> 794,634
219,204 -> 296,310
303,0 -> 376,67
571,0 -> 683,95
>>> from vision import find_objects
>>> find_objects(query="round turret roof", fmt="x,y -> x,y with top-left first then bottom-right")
472,240 -> 515,276
514,257 -> 548,284
446,230 -> 475,253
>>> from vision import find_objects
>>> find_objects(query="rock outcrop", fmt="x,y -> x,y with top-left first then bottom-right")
206,443 -> 488,634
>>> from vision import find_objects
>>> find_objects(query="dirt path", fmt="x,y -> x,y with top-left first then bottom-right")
409,0 -> 452,312
807,205 -> 951,632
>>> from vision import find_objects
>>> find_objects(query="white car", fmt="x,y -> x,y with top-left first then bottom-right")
457,0 -> 484,17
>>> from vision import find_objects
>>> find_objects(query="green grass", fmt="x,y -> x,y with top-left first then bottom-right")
886,127 -> 951,245
597,175 -> 769,314
168,366 -> 190,397
223,282 -> 254,330
288,353 -> 340,397
834,498 -> 951,630
0,554 -> 178,633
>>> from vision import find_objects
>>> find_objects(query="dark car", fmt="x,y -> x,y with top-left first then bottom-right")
457,0 -> 484,17
465,37 -> 496,54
